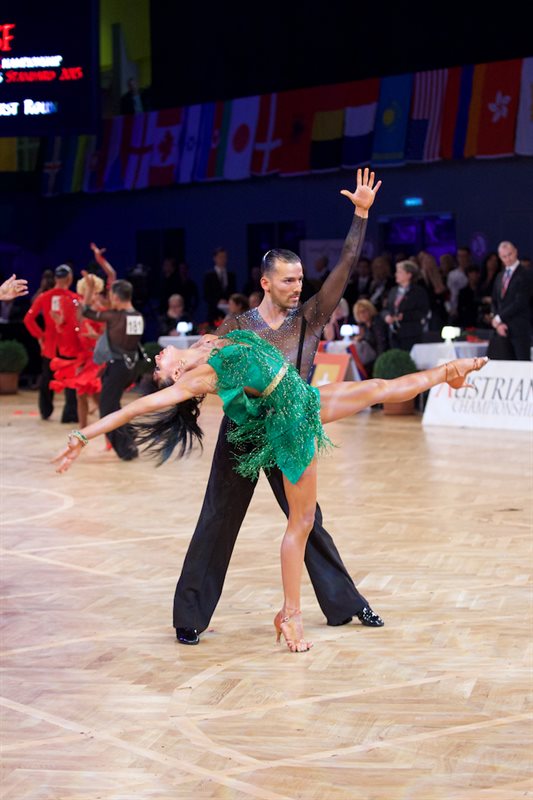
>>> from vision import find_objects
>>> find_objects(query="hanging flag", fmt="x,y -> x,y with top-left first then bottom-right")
147,107 -> 183,186
0,139 -> 17,172
515,57 -> 533,156
87,116 -> 125,192
54,136 -> 75,194
251,93 -> 281,176
463,64 -> 487,158
372,74 -> 413,166
440,65 -> 474,159
342,78 -> 380,168
194,101 -> 232,181
70,135 -> 94,193
121,113 -> 155,190
223,96 -> 260,180
406,69 -> 448,162
42,136 -> 63,197
310,109 -> 345,172
277,87 -> 321,176
178,104 -> 202,184
472,59 -> 522,158
54,136 -> 92,194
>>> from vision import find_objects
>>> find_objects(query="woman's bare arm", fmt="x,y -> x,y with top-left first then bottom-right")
52,364 -> 216,472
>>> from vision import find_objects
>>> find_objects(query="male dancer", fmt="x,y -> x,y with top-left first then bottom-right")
174,168 -> 384,644
24,264 -> 79,423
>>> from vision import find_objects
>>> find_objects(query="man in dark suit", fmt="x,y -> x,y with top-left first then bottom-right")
203,246 -> 237,325
119,78 -> 150,115
491,241 -> 532,360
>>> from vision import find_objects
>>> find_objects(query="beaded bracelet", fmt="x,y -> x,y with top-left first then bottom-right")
69,429 -> 89,447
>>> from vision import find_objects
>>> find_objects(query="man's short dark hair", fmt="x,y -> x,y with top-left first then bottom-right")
54,264 -> 72,278
111,279 -> 133,302
261,248 -> 301,276
212,246 -> 227,257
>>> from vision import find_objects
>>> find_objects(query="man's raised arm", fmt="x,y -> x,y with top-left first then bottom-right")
305,168 -> 381,326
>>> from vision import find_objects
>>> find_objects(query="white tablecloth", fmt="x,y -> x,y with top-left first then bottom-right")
158,335 -> 202,350
410,341 -> 489,369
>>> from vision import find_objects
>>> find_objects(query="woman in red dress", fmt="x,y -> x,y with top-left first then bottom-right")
49,275 -> 107,427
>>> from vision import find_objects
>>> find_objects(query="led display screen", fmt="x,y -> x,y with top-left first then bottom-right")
0,0 -> 98,136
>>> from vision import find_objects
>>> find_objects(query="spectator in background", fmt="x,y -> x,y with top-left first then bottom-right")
204,246 -> 237,326
126,262 -> 151,311
490,240 -> 532,361
31,269 -> 55,302
457,265 -> 482,329
227,293 -> 249,316
159,257 -> 181,312
323,297 -> 350,341
248,290 -> 263,309
447,246 -> 471,321
242,265 -> 263,296
384,260 -> 429,351
368,255 -> 394,312
344,256 -> 372,308
120,78 -> 150,115
439,253 -> 456,283
176,262 -> 199,316
479,251 -> 502,299
23,264 -> 80,423
159,294 -> 194,336
418,251 -> 448,331
313,254 -> 331,286
352,298 -> 388,373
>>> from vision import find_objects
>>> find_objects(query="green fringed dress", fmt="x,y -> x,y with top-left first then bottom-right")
207,329 -> 331,484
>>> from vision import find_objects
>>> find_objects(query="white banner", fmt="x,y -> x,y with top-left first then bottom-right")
423,360 -> 533,431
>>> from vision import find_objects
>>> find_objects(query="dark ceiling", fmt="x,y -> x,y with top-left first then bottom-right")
149,3 -> 532,107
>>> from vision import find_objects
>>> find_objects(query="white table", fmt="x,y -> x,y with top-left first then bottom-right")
410,341 -> 489,370
158,335 -> 202,350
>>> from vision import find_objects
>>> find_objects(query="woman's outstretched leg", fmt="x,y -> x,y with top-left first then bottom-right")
319,357 -> 488,424
274,459 -> 318,652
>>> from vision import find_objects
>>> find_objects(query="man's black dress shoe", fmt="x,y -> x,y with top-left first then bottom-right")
357,607 -> 384,627
327,607 -> 385,627
175,627 -> 200,645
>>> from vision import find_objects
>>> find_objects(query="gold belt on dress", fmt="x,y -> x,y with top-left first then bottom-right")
261,363 -> 288,397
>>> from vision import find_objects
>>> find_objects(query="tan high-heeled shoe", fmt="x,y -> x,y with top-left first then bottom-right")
274,609 -> 313,653
445,356 -> 488,389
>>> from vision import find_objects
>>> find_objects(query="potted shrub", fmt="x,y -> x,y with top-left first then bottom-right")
372,348 -> 418,415
0,339 -> 29,394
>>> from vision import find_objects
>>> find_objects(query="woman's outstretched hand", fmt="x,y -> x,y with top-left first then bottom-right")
340,167 -> 382,217
51,438 -> 83,473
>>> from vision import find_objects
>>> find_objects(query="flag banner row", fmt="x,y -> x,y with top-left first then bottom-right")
34,56 -> 533,197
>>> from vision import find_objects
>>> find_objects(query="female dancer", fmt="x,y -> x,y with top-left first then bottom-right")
53,331 -> 488,652
49,275 -> 107,428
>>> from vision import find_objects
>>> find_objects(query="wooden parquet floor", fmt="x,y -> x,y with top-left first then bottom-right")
1,389 -> 532,800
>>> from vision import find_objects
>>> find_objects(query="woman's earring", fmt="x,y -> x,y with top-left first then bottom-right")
173,359 -> 186,381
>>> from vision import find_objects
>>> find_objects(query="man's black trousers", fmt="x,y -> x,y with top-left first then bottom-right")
173,416 -> 368,632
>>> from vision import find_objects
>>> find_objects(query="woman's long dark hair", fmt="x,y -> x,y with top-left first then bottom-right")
132,391 -> 205,465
